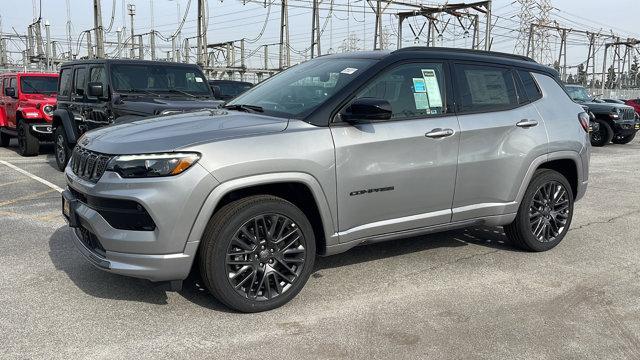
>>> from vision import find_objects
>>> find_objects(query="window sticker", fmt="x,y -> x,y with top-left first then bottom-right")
413,93 -> 430,110
195,77 -> 204,82
421,69 -> 443,108
340,67 -> 358,75
412,78 -> 426,92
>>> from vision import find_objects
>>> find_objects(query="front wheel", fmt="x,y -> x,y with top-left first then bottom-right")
590,119 -> 613,147
505,169 -> 574,252
612,132 -> 636,144
199,195 -> 316,312
17,120 -> 39,156
0,129 -> 9,147
54,127 -> 71,171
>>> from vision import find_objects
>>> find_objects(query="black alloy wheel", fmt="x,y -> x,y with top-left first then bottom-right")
225,214 -> 306,301
528,181 -> 570,243
54,127 -> 70,171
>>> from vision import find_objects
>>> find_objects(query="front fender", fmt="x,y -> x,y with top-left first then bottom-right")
184,172 -> 338,252
52,109 -> 79,144
17,107 -> 43,120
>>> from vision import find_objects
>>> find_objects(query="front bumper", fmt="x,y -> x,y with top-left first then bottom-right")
612,118 -> 640,135
62,162 -> 218,282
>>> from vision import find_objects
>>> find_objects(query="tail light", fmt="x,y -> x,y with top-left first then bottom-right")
578,112 -> 590,133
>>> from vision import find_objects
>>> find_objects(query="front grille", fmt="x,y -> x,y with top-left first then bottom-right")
621,108 -> 635,120
71,147 -> 112,182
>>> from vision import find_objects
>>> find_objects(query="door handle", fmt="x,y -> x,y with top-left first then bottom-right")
425,128 -> 455,139
516,119 -> 539,128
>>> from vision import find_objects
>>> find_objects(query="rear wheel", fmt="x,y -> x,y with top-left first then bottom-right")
54,126 -> 71,171
0,129 -> 9,147
199,195 -> 316,312
612,132 -> 636,144
505,169 -> 574,252
17,120 -> 39,156
590,119 -> 613,147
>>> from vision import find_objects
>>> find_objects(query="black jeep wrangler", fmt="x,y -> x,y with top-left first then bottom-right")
52,59 -> 223,171
565,84 -> 639,146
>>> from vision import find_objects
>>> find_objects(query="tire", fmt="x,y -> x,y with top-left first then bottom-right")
17,120 -> 39,156
0,130 -> 9,147
54,126 -> 71,171
199,195 -> 316,312
612,132 -> 636,144
504,169 -> 574,252
590,119 -> 613,147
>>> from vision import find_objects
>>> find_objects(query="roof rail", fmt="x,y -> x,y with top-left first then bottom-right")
392,47 -> 536,63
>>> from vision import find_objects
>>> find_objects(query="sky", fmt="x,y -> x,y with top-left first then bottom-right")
1,0 -> 639,71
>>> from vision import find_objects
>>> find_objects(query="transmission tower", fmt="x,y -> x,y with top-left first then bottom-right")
515,0 -> 554,65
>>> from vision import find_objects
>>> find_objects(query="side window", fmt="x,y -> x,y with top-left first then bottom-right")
9,77 -> 17,90
58,68 -> 73,99
89,66 -> 106,98
0,78 -> 5,95
517,70 -> 542,103
454,63 -> 518,113
353,62 -> 446,120
73,67 -> 87,97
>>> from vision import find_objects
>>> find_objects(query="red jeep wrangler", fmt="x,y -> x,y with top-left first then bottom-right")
0,72 -> 58,156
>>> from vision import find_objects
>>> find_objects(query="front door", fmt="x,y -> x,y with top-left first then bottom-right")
331,62 -> 460,243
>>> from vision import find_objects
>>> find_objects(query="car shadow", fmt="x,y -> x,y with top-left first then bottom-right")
3,139 -> 58,167
48,226 -> 233,311
315,226 -> 518,271
48,224 -> 516,311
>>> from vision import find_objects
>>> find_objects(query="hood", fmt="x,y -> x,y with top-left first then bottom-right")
116,96 -> 224,116
21,93 -> 57,104
80,110 -> 289,155
577,100 -> 633,113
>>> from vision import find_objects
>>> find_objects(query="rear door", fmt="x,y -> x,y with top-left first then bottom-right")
6,76 -> 18,129
331,61 -> 460,242
451,62 -> 548,222
70,66 -> 88,130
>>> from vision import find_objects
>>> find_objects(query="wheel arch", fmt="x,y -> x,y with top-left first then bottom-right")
186,173 -> 337,256
516,151 -> 584,206
52,109 -> 78,145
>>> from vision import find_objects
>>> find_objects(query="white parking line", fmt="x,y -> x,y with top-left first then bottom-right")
0,160 -> 64,193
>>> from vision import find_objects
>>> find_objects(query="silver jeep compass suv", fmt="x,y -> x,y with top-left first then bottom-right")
62,48 -> 590,312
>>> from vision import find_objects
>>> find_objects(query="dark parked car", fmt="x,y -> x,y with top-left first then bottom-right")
565,84 -> 639,146
52,59 -> 223,171
208,80 -> 253,101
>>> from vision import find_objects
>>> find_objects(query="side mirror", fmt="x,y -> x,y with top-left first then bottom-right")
5,87 -> 16,98
341,98 -> 392,123
210,85 -> 222,99
87,82 -> 104,98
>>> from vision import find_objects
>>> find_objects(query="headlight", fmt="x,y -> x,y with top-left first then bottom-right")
612,107 -> 621,114
43,105 -> 54,116
106,153 -> 200,178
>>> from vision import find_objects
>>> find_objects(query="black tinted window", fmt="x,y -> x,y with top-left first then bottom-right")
58,69 -> 72,98
518,70 -> 542,102
73,68 -> 87,96
9,77 -> 17,89
89,67 -> 106,98
355,62 -> 446,120
455,64 -> 517,112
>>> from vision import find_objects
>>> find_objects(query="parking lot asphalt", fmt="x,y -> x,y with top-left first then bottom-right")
1,138 -> 640,360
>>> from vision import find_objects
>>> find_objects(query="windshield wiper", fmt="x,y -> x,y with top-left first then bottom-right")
166,89 -> 196,98
120,88 -> 161,97
223,104 -> 264,113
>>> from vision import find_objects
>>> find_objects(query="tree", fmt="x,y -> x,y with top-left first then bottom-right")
629,56 -> 639,88
339,33 -> 362,53
605,65 -> 617,89
576,63 -> 587,85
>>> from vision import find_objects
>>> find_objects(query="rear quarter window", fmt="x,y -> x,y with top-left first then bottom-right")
517,70 -> 543,103
58,68 -> 73,99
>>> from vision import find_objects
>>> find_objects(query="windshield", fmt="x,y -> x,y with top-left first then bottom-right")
566,86 -> 591,102
20,76 -> 58,94
227,57 -> 377,118
110,64 -> 211,97
214,82 -> 252,97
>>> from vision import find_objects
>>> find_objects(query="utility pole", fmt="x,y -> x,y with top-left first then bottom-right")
128,4 -> 135,59
87,30 -> 94,58
149,0 -> 155,60
45,20 -> 51,70
484,0 -> 491,51
93,0 -> 105,58
310,0 -> 321,58
116,28 -> 122,57
66,0 -> 73,59
138,35 -> 144,59
197,0 -> 208,67
279,0 -> 290,69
